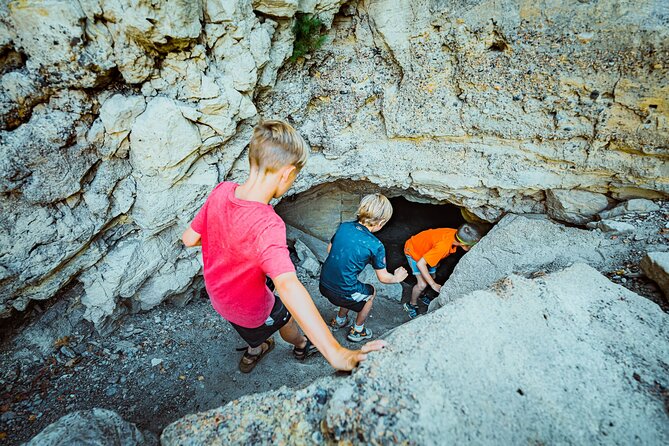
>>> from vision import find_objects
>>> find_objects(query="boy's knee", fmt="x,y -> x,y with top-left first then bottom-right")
416,282 -> 427,291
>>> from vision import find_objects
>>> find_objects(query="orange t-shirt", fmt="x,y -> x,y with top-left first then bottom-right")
404,228 -> 458,267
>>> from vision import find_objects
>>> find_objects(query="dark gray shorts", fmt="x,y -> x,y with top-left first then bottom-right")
229,295 -> 291,348
319,283 -> 374,313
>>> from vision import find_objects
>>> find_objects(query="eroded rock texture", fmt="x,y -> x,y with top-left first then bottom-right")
1,0 -> 667,330
161,264 -> 669,445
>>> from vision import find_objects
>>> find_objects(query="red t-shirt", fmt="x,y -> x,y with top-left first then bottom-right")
191,182 -> 295,328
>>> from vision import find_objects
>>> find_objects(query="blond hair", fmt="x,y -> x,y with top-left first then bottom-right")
357,194 -> 393,227
248,120 -> 309,172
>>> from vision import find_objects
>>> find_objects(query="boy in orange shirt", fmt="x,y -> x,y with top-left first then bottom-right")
403,224 -> 482,318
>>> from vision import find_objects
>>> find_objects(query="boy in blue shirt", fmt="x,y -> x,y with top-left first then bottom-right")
319,194 -> 408,342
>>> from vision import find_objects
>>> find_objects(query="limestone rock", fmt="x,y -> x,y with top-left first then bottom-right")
295,238 -> 321,277
260,0 -> 669,221
286,224 -> 329,262
6,0 -> 115,88
641,251 -> 669,297
2,0 -> 668,332
99,94 -> 147,158
430,214 -> 627,311
253,0 -> 299,17
25,408 -> 156,446
545,189 -> 609,224
599,199 -> 661,220
162,264 -> 669,444
591,219 -> 637,234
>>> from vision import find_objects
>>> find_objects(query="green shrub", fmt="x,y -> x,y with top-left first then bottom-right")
290,13 -> 327,62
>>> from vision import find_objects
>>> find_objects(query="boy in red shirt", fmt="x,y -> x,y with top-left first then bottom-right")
403,224 -> 482,318
182,120 -> 385,372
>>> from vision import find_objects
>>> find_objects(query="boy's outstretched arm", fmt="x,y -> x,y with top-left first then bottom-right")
273,272 -> 386,371
182,226 -> 202,247
375,267 -> 409,284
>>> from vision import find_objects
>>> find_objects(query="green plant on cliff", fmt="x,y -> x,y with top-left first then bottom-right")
290,13 -> 327,62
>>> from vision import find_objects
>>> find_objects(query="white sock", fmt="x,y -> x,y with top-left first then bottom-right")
354,323 -> 364,332
336,315 -> 347,324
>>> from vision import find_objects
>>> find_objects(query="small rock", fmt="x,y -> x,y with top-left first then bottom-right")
599,199 -> 660,219
596,220 -> 636,234
640,252 -> 669,297
105,387 -> 117,397
107,375 -> 120,384
546,189 -> 608,224
151,358 -> 163,367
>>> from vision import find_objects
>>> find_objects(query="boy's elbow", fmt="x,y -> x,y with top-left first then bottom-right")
182,228 -> 201,247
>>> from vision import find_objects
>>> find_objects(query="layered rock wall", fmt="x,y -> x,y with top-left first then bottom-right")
1,0 -> 667,330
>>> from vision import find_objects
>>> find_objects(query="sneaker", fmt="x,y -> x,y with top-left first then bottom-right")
329,315 -> 350,330
347,326 -> 373,342
419,294 -> 431,306
403,303 -> 419,319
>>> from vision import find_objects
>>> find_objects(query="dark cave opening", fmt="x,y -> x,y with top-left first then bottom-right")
375,196 -> 467,290
276,182 -> 476,297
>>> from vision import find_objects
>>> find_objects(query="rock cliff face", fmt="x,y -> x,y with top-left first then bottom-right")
1,0 -> 667,330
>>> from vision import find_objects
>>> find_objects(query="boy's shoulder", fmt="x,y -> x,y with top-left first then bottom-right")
337,221 -> 382,245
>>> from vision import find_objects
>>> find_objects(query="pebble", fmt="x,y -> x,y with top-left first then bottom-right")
105,386 -> 117,397
151,358 -> 163,367
1,412 -> 15,422
107,375 -> 120,384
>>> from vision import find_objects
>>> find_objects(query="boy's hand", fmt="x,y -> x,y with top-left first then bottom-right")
393,267 -> 408,283
431,283 -> 442,293
332,340 -> 387,371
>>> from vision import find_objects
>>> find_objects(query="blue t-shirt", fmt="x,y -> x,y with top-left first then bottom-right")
320,221 -> 386,295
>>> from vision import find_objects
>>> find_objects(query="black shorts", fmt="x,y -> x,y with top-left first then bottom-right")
319,283 -> 374,313
229,294 -> 291,348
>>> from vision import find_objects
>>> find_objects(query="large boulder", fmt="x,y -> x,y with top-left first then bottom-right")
545,189 -> 609,224
162,264 -> 669,444
25,408 -> 157,446
430,214 -> 626,311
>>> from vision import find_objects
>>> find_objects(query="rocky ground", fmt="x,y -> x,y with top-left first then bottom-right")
597,207 -> 669,311
0,271 -> 410,445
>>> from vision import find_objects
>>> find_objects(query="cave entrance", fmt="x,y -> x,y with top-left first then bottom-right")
275,181 -> 468,292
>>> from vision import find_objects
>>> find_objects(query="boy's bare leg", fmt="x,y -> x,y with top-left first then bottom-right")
278,317 -> 307,349
410,275 -> 428,305
355,290 -> 376,326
